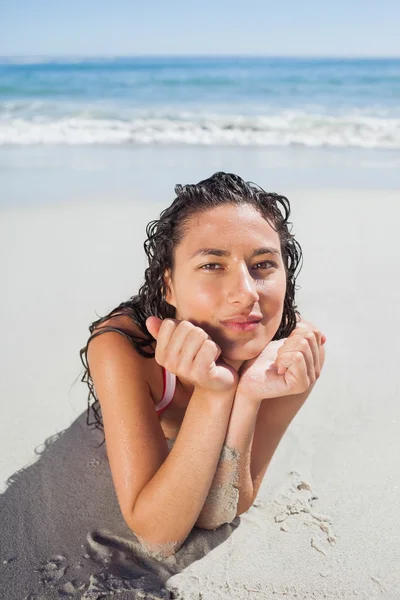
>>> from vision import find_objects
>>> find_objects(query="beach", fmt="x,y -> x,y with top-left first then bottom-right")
1,56 -> 400,599
1,144 -> 399,598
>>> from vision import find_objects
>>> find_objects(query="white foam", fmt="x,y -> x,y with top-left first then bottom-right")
1,111 -> 399,148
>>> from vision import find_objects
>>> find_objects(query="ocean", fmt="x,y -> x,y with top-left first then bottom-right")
1,56 -> 399,148
1,56 -> 400,206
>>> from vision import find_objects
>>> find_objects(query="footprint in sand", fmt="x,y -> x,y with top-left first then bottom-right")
269,470 -> 337,558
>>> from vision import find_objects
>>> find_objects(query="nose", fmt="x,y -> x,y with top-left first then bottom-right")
226,263 -> 259,305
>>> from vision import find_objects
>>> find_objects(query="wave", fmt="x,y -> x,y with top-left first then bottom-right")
0,112 -> 399,148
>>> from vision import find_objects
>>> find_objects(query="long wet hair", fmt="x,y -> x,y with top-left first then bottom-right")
79,171 -> 303,441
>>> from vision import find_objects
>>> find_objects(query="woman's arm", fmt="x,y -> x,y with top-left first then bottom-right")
195,328 -> 326,527
249,382 -> 317,504
196,382 -> 318,529
194,390 -> 260,528
87,328 -> 237,559
132,385 -> 236,553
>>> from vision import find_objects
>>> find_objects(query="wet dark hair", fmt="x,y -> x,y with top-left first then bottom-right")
79,171 -> 303,442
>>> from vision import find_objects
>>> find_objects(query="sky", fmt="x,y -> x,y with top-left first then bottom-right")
0,0 -> 399,58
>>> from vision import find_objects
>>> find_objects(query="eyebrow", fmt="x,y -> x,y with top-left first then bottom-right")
189,246 -> 281,260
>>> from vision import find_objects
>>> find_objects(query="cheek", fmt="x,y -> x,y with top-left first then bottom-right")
178,283 -> 215,312
258,278 -> 286,329
258,275 -> 286,301
193,285 -> 216,304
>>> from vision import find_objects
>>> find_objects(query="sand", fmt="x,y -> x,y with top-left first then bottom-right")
194,444 -> 240,531
1,188 -> 400,599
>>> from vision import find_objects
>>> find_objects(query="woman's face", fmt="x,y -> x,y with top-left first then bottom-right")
163,203 -> 287,372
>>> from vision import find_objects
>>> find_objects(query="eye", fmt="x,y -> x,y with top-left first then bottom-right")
201,263 -> 221,270
200,261 -> 276,271
254,261 -> 277,270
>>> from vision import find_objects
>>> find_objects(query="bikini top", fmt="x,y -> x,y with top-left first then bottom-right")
156,367 -> 177,416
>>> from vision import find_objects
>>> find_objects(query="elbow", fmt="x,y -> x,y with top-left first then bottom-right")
195,507 -> 240,530
234,486 -> 256,518
195,516 -> 234,530
235,500 -> 253,517
195,485 -> 240,530
124,511 -> 187,560
134,532 -> 186,560
195,513 -> 225,530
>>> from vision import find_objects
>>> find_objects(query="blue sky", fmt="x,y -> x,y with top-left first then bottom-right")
0,0 -> 399,57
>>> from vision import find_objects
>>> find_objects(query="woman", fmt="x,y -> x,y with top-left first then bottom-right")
79,171 -> 326,560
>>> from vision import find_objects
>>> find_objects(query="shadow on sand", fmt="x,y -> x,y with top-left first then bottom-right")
0,411 -> 239,600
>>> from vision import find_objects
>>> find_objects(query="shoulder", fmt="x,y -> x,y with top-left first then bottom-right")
87,313 -> 156,365
86,313 -> 162,403
91,314 -> 155,351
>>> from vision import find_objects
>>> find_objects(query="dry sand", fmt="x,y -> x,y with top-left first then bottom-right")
1,189 -> 400,599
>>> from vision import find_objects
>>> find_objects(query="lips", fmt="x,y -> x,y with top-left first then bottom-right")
220,314 -> 262,324
221,320 -> 261,332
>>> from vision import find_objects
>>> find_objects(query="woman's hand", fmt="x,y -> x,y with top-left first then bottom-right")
146,316 -> 239,395
236,319 -> 326,402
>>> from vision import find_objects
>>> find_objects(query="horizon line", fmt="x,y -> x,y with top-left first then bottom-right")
0,53 -> 399,60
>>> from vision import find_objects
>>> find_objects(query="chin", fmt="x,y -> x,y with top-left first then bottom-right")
221,338 -> 270,361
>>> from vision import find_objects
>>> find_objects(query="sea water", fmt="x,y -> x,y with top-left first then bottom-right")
1,56 -> 400,207
1,56 -> 399,148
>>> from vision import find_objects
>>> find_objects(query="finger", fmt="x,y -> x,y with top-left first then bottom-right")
291,320 -> 327,346
290,318 -> 314,334
192,338 -> 221,376
277,340 -> 315,383
176,326 -> 210,373
146,316 -> 162,340
318,343 -> 326,372
153,318 -> 179,366
305,329 -> 326,375
289,327 -> 325,374
304,331 -> 321,378
163,320 -> 198,370
278,350 -> 310,392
